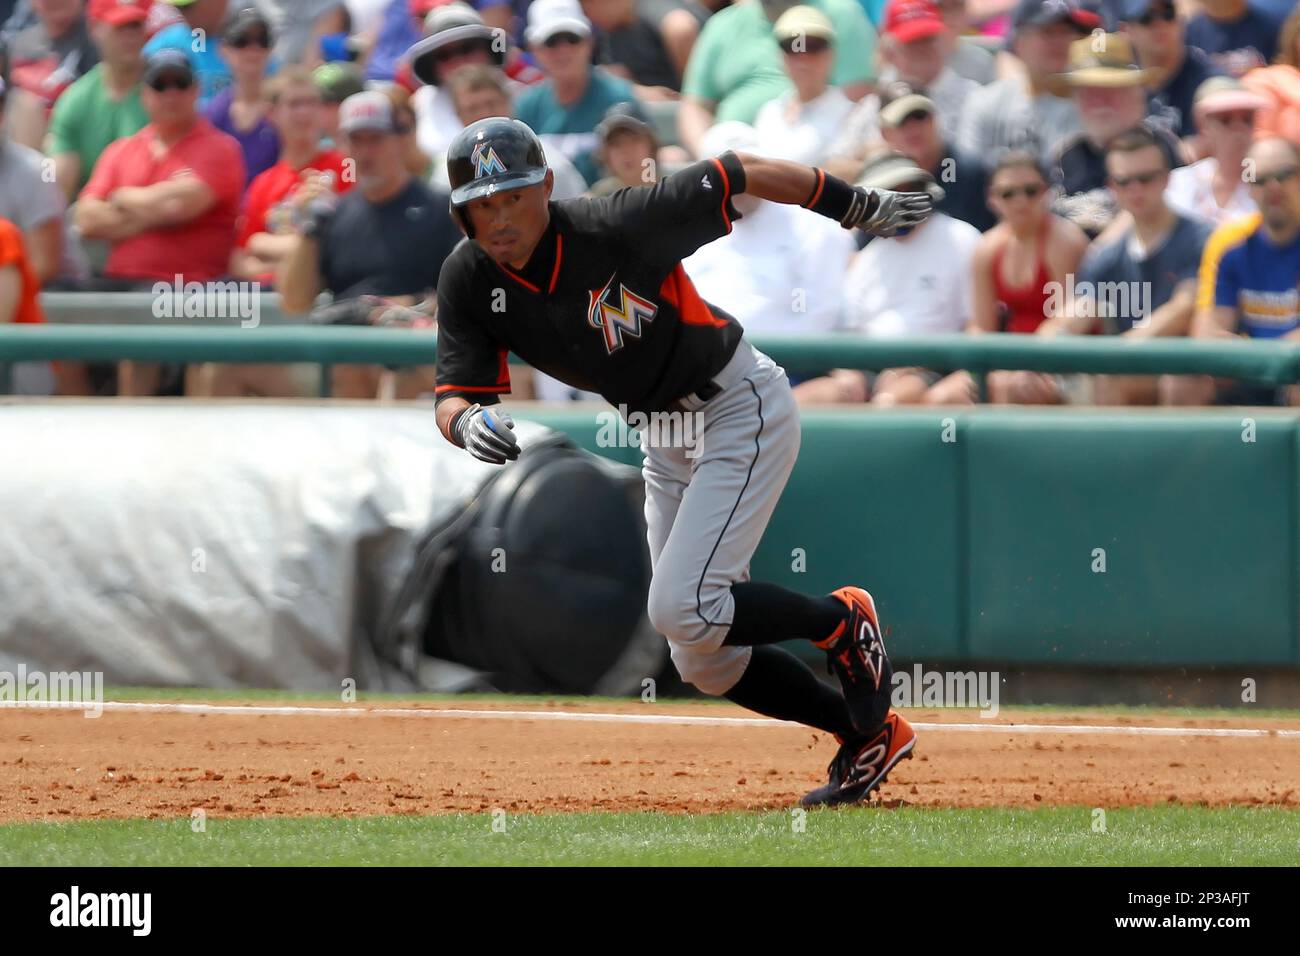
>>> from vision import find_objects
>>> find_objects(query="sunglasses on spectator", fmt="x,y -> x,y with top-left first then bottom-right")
543,32 -> 584,48
1136,5 -> 1176,25
434,39 -> 488,62
147,73 -> 194,92
897,108 -> 932,126
1109,169 -> 1163,188
996,183 -> 1044,201
1251,166 -> 1299,187
779,37 -> 831,55
1209,110 -> 1255,128
227,32 -> 271,49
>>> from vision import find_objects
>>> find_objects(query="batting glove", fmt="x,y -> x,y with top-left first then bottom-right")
845,187 -> 934,237
454,404 -> 521,465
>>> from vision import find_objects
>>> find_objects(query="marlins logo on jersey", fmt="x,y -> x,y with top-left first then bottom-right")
587,274 -> 658,354
472,143 -> 507,178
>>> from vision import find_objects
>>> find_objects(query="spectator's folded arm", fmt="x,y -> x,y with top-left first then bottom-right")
112,178 -> 218,230
74,197 -> 145,242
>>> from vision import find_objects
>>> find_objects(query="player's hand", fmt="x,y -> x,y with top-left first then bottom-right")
454,404 -> 521,465
847,187 -> 933,236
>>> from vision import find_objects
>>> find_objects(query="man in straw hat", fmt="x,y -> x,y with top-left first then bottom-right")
1049,31 -> 1183,234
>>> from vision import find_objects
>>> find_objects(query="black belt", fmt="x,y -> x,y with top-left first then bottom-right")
666,379 -> 723,414
695,380 -> 723,402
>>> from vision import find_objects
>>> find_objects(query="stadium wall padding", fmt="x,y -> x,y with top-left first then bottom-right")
520,407 -> 1300,668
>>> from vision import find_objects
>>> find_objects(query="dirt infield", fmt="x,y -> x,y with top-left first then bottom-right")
2,700 -> 1299,821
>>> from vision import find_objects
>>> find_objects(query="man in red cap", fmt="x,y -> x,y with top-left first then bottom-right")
48,0 -> 152,200
877,0 -> 975,142
827,0 -> 976,176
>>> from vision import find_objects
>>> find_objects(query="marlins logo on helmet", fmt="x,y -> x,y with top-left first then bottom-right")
472,143 -> 508,178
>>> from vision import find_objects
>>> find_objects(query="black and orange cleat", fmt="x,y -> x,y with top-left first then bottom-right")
814,585 -> 893,734
800,711 -> 917,808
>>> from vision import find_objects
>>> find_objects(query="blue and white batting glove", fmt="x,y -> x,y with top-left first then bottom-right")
453,404 -> 521,465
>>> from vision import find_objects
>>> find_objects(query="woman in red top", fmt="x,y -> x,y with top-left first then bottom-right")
929,151 -> 1088,404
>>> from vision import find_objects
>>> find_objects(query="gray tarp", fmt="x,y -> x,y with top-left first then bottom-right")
0,402 -> 569,691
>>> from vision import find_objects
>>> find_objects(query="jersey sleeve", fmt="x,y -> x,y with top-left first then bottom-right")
434,258 -> 511,407
1197,214 -> 1257,314
583,151 -> 747,266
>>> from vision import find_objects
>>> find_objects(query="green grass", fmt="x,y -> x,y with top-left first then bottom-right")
2,807 -> 1296,866
99,687 -> 1300,720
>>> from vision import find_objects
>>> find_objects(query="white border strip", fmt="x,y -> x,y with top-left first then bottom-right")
7,700 -> 1300,739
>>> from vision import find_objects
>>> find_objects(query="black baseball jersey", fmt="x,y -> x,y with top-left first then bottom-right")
434,151 -> 748,416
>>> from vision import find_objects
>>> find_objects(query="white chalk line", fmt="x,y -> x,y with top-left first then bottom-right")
5,700 -> 1300,739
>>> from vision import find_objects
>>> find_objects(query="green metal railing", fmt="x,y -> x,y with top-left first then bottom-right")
5,321 -> 1300,399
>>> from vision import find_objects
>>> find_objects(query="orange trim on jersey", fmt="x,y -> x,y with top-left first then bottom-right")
435,384 -> 511,393
435,348 -> 512,396
498,266 -> 540,293
659,265 -> 728,328
709,156 -> 733,233
548,233 -> 563,293
804,168 -> 826,209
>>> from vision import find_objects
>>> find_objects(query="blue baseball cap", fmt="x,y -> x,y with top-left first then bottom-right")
142,47 -> 195,84
1011,0 -> 1099,35
1118,0 -> 1172,21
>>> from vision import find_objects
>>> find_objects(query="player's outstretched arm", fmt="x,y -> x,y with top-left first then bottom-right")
730,151 -> 933,238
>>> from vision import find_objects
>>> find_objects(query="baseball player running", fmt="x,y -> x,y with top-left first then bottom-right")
435,117 -> 931,807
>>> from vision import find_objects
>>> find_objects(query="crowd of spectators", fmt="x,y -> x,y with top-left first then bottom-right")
2,0 -> 1300,405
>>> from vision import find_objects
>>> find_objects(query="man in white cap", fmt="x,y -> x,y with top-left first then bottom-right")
514,0 -> 641,184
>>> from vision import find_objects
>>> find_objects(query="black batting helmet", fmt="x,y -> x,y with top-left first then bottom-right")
446,117 -> 549,235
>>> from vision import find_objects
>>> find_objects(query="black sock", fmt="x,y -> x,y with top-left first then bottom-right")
723,645 -> 855,738
723,581 -> 847,647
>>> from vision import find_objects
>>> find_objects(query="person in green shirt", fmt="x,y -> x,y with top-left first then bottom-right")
45,1 -> 151,202
679,0 -> 877,156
